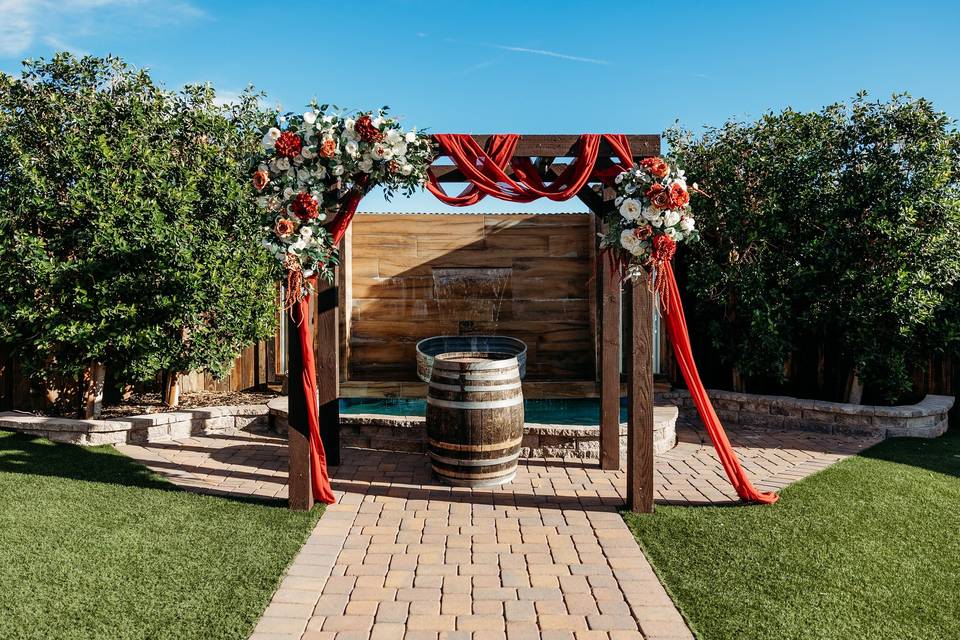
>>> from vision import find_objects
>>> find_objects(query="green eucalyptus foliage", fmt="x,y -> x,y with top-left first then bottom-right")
668,93 -> 960,403
0,54 -> 276,387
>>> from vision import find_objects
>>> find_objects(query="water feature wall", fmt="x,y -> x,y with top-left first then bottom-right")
346,213 -> 595,381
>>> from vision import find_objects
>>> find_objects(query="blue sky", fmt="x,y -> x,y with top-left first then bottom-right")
3,0 -> 959,212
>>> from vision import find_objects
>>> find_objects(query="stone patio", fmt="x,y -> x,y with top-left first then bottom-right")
117,423 -> 884,640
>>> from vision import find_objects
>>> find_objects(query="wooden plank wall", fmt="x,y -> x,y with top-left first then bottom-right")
348,213 -> 595,381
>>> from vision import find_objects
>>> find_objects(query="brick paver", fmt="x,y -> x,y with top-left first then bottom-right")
117,422 -> 882,639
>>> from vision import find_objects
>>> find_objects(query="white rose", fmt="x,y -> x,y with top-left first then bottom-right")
619,198 -> 642,221
642,207 -> 659,222
344,140 -> 359,157
297,168 -> 311,183
312,166 -> 327,179
275,157 -> 290,171
267,127 -> 281,140
385,129 -> 402,145
405,131 -> 417,143
261,133 -> 277,149
401,163 -> 413,176
300,226 -> 313,238
372,116 -> 384,127
662,210 -> 681,227
358,158 -> 374,173
620,228 -> 642,255
679,216 -> 695,232
393,142 -> 408,157
665,227 -> 680,241
283,186 -> 295,199
303,111 -> 317,125
301,146 -> 316,160
332,165 -> 345,176
624,183 -> 636,195
343,117 -> 355,131
371,142 -> 392,159
290,239 -> 306,252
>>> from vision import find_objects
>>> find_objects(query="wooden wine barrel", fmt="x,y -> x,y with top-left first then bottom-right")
426,352 -> 524,487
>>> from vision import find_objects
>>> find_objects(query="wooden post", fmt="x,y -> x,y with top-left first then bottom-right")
315,277 -> 341,467
626,279 -> 655,512
287,305 -> 314,512
598,222 -> 621,471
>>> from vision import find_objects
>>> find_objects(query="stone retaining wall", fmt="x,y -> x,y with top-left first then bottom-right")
0,405 -> 269,445
656,390 -> 953,438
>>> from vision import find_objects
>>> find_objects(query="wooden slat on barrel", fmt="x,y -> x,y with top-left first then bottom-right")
426,353 -> 523,487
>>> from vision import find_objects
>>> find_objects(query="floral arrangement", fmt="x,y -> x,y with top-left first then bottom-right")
252,104 -> 434,303
602,156 -> 699,282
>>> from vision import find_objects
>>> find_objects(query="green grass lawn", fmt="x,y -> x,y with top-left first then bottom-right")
625,428 -> 960,640
0,430 -> 321,640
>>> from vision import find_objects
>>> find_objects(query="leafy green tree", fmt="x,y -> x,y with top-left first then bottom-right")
0,54 -> 276,413
668,93 -> 960,403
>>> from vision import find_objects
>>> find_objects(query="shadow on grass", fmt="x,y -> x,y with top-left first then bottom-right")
856,425 -> 960,479
0,430 -> 289,508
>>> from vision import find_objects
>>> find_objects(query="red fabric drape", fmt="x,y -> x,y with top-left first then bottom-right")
424,133 -> 778,505
427,134 -> 603,203
661,262 -> 779,504
289,181 -> 370,505
292,291 -> 336,505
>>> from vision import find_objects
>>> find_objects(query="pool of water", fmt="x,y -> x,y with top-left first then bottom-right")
339,397 -> 628,425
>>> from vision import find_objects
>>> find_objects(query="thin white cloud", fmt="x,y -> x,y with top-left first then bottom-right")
42,34 -> 89,57
0,0 -> 203,58
0,0 -> 33,56
212,89 -> 243,107
488,43 -> 610,66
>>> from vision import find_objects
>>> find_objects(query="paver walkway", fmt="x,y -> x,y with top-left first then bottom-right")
117,423 -> 883,640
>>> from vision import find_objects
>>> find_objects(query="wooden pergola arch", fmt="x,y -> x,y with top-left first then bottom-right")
287,134 -> 661,513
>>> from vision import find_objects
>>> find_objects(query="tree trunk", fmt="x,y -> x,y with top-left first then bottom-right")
732,367 -> 746,392
81,362 -> 106,419
845,369 -> 864,405
163,371 -> 181,408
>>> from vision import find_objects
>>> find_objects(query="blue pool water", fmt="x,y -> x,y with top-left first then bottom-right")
339,397 -> 628,425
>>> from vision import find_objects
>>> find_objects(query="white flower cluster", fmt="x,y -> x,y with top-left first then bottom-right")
603,157 -> 698,274
253,106 -> 435,280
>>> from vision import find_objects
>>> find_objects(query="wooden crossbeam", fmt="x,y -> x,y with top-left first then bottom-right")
444,134 -> 659,158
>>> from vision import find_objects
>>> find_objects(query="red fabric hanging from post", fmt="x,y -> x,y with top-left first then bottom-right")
661,262 -> 778,504
425,133 -> 778,505
291,183 -> 369,505
291,290 -> 336,505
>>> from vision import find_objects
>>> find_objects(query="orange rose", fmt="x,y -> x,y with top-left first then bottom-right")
669,182 -> 689,209
645,183 -> 672,210
252,169 -> 270,191
641,156 -> 670,179
275,218 -> 297,238
319,139 -> 337,158
634,225 -> 653,241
